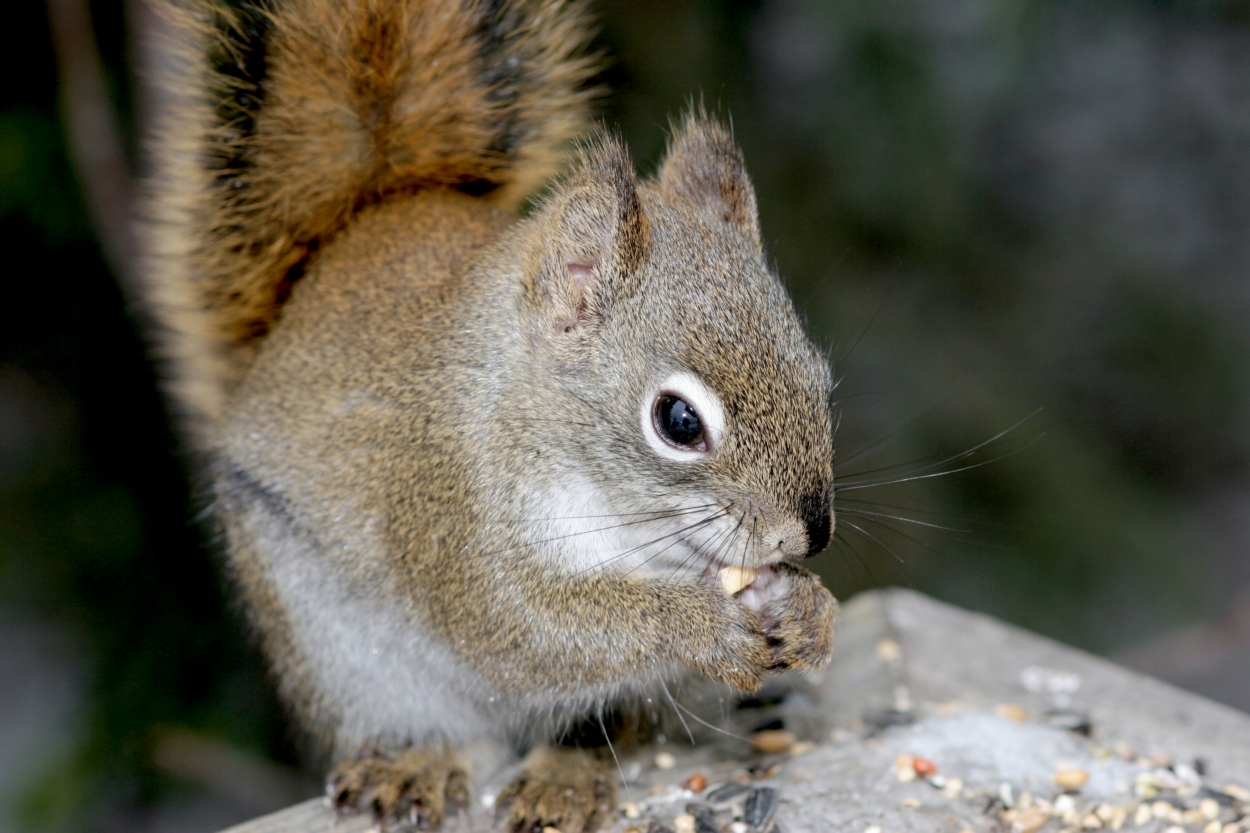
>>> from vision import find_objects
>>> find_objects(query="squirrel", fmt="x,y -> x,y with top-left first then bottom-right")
141,0 -> 838,831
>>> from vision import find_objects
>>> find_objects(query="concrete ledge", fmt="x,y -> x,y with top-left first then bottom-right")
220,589 -> 1250,833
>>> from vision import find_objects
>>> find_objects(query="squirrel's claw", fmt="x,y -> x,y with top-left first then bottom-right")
761,563 -> 838,672
328,746 -> 469,831
495,746 -> 615,833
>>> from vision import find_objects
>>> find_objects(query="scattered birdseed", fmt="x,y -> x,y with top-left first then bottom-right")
790,742 -> 815,757
943,777 -> 965,799
685,803 -> 719,833
913,757 -> 938,777
863,826 -> 882,833
541,827 -> 562,833
1134,804 -> 1152,826
729,824 -> 747,833
706,783 -> 751,805
1204,822 -> 1222,833
1225,784 -> 1250,803
1020,666 -> 1082,697
673,814 -> 696,833
621,803 -> 641,819
681,774 -> 707,793
655,752 -> 677,771
746,762 -> 783,780
996,703 -> 1029,723
1014,806 -> 1049,833
752,730 -> 797,754
1175,765 -> 1204,793
901,798 -> 920,808
744,787 -> 779,827
1054,768 -> 1090,791
1044,709 -> 1093,736
875,638 -> 902,662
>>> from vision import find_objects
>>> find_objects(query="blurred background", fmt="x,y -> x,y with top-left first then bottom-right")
3,0 -> 1249,830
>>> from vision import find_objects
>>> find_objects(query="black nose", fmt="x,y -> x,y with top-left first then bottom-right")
798,490 -> 832,558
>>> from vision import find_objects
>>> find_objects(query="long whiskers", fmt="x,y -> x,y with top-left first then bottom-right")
655,512 -> 740,587
573,509 -> 732,578
834,411 -> 1042,493
660,681 -> 751,745
598,711 -> 631,800
475,504 -> 721,559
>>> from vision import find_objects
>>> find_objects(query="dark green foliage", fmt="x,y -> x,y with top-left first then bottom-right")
0,2 -> 290,829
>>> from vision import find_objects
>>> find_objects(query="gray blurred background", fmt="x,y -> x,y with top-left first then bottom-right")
3,0 -> 1248,830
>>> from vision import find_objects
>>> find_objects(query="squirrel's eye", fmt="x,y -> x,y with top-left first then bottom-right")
656,395 -> 705,448
642,372 -> 723,460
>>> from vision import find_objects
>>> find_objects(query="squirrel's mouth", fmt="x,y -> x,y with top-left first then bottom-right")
701,561 -> 777,613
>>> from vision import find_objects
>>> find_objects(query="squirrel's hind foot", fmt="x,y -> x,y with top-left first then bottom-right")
329,745 -> 469,831
495,746 -> 616,833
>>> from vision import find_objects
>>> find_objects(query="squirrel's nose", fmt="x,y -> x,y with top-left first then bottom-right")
798,490 -> 832,558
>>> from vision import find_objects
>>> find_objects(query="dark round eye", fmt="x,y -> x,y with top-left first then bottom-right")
655,395 -> 705,448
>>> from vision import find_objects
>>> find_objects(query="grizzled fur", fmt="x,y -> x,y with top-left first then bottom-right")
142,1 -> 837,831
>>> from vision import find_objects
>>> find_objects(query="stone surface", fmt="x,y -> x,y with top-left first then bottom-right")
219,589 -> 1250,833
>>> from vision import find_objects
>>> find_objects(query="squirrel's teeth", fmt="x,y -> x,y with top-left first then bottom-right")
718,565 -> 757,595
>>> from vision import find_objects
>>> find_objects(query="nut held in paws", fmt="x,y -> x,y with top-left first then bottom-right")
718,566 -> 757,595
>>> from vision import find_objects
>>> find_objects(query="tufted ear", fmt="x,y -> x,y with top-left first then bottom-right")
656,111 -> 761,249
526,134 -> 651,335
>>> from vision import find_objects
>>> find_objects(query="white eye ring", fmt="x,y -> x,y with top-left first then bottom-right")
641,371 -> 726,462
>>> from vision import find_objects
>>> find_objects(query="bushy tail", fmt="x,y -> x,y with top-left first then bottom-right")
144,0 -> 597,442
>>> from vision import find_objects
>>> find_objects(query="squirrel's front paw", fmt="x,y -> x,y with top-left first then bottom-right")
673,583 -> 772,693
761,563 -> 837,672
329,745 -> 469,830
495,746 -> 615,833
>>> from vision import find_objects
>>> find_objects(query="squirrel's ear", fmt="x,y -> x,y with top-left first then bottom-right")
656,111 -> 761,249
527,135 -> 650,333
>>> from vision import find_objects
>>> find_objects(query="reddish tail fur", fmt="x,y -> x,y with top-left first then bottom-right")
143,0 -> 597,441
